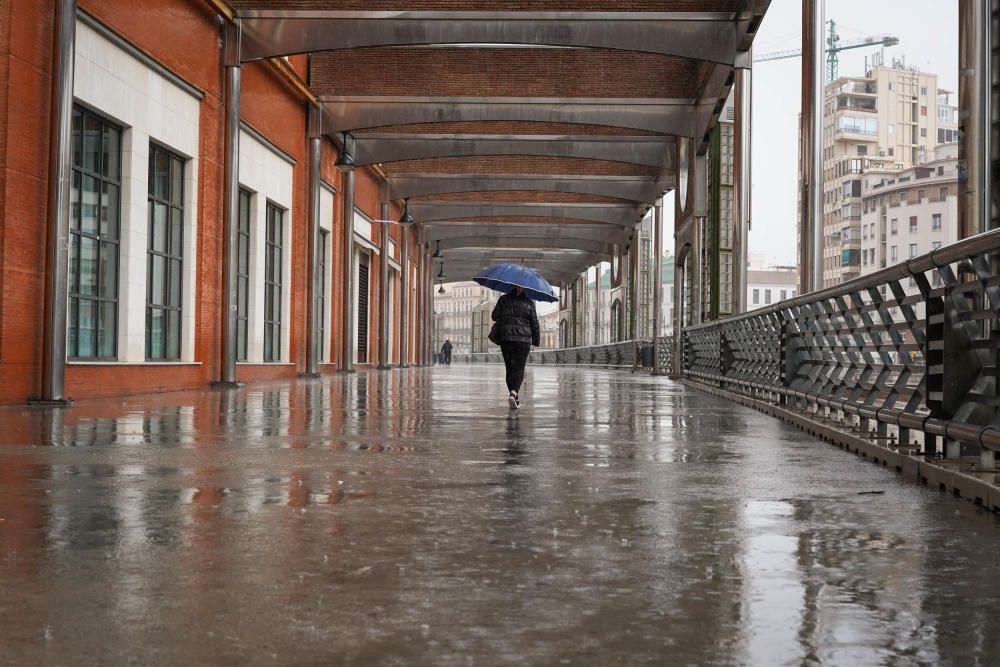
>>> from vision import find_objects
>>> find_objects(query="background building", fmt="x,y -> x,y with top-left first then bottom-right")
433,282 -> 497,354
859,143 -> 958,312
810,59 -> 959,288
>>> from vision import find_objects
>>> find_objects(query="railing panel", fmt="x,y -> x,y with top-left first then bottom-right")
456,339 -> 671,371
681,229 -> 1000,461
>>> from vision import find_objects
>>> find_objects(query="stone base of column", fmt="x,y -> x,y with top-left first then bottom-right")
298,372 -> 322,379
210,381 -> 244,390
28,398 -> 73,408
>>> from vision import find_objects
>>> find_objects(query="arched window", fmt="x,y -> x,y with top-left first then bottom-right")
559,319 -> 569,349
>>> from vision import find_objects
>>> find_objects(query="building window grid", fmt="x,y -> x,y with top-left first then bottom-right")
69,106 -> 122,360
264,203 -> 284,362
146,143 -> 185,361
932,213 -> 942,230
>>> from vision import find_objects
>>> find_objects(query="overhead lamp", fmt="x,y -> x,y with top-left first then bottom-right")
436,262 -> 447,281
432,240 -> 443,258
438,285 -> 446,294
398,198 -> 415,226
334,133 -> 355,172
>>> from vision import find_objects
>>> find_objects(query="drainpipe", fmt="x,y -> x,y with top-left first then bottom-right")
38,0 -> 77,404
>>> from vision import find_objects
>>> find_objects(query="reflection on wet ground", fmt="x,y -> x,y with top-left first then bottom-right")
1,366 -> 999,664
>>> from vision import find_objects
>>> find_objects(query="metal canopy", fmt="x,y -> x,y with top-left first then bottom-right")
237,11 -> 756,66
386,174 -> 658,204
352,134 -> 674,168
408,201 -> 643,226
227,1 -> 768,284
319,96 -> 707,137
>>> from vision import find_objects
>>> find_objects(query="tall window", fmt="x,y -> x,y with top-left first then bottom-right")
752,288 -> 759,305
236,189 -> 252,361
264,203 -> 284,362
146,144 -> 185,360
69,107 -> 121,359
909,243 -> 918,258
932,213 -> 942,230
318,229 -> 329,362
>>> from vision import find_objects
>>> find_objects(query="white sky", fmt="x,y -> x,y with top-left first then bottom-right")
750,0 -> 958,266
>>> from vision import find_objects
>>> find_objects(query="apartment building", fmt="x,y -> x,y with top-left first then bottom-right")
433,281 -> 497,354
859,143 -> 959,295
816,61 -> 958,288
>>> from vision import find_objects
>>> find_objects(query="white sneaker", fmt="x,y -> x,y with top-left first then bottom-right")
508,392 -> 519,410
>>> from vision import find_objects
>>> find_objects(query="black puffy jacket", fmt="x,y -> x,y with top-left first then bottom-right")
491,293 -> 540,346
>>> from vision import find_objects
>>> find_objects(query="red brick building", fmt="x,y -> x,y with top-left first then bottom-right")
0,0 -> 427,404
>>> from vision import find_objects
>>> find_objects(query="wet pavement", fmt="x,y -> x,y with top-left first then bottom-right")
1,365 -> 999,665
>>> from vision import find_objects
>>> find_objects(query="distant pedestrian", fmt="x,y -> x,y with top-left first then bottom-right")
441,339 -> 453,366
490,287 -> 540,410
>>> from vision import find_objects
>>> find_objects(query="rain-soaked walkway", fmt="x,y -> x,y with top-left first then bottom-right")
2,366 -> 1000,665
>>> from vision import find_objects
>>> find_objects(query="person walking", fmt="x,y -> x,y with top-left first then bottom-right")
490,287 -> 540,410
441,339 -> 453,366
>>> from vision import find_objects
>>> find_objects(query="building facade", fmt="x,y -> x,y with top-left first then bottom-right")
0,0 -> 432,404
432,281 -> 496,355
859,143 -> 958,304
747,269 -> 799,311
812,61 -> 958,288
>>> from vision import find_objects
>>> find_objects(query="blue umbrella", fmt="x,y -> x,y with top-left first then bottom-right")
473,263 -> 558,302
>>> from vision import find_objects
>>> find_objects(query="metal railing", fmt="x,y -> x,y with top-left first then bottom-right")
682,229 -> 1000,465
456,337 -> 674,372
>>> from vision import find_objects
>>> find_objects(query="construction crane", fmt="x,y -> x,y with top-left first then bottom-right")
754,20 -> 899,81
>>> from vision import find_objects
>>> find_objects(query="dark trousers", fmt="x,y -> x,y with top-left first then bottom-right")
500,342 -> 531,393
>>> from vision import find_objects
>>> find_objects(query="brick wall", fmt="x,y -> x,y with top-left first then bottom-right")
312,49 -> 698,99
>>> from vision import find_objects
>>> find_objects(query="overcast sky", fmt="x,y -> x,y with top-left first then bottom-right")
748,0 -> 958,266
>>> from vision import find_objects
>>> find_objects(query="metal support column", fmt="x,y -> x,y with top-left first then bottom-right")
303,106 -> 322,377
690,218 -> 703,327
800,0 -> 825,294
671,256 -> 684,377
340,165 -> 356,372
629,233 -> 640,341
39,0 -> 77,404
378,195 -> 391,369
652,202 -> 663,374
594,262 -> 602,345
399,228 -> 410,367
415,228 -> 425,366
733,63 -> 752,313
959,0 -> 993,238
215,24 -> 242,388
425,243 -> 433,364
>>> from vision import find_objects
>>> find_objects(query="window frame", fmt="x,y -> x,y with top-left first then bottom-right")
69,105 -> 123,360
263,201 -> 285,363
145,142 -> 186,361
